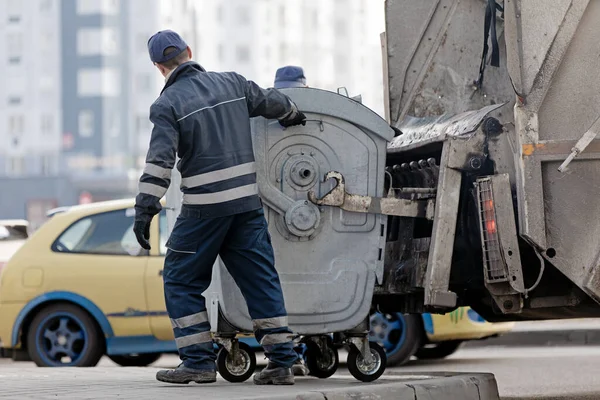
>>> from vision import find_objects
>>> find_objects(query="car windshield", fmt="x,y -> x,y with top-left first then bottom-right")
0,225 -> 28,241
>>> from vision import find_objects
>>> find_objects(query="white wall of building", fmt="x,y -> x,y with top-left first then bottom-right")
193,0 -> 385,115
0,0 -> 62,177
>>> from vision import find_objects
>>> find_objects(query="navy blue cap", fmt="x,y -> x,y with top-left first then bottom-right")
148,30 -> 188,64
274,66 -> 307,89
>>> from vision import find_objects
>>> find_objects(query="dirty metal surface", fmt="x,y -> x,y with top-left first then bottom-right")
388,103 -> 505,153
506,0 -> 600,301
384,0 -> 515,126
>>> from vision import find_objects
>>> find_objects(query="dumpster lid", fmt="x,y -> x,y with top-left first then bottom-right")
279,87 -> 394,142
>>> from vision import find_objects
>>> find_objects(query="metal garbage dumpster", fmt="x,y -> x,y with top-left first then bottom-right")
203,88 -> 394,382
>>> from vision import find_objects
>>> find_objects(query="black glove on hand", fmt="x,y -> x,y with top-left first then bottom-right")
279,103 -> 307,128
279,110 -> 307,128
133,219 -> 152,250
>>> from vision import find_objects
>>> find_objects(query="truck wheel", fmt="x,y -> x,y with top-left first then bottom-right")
369,312 -> 421,367
415,340 -> 463,360
108,353 -> 162,367
347,341 -> 386,382
27,303 -> 104,367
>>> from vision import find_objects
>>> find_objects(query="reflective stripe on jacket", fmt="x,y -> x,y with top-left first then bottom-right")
135,62 -> 295,221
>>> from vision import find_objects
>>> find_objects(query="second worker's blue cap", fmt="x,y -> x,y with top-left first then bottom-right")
147,30 -> 188,64
274,66 -> 307,89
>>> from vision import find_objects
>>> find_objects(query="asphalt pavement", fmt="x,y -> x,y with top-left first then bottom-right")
1,345 -> 600,399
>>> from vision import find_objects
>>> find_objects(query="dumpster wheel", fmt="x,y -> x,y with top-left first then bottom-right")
216,341 -> 256,383
347,341 -> 387,382
304,336 -> 339,378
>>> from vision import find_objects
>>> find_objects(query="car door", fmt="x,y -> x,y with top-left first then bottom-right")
145,210 -> 174,340
49,207 -> 150,337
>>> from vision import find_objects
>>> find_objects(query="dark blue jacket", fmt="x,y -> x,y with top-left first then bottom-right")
135,62 -> 295,221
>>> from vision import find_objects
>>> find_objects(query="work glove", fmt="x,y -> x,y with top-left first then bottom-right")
133,219 -> 152,250
279,102 -> 307,128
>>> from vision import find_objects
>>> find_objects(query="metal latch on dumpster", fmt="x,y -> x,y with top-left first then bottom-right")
308,171 -> 435,219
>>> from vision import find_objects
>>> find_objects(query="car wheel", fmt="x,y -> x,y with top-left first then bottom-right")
108,353 -> 162,367
414,340 -> 463,360
27,303 -> 104,367
368,312 -> 421,367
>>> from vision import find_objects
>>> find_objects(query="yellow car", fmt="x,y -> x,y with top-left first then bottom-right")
368,309 -> 514,366
0,199 -> 175,367
0,199 -> 513,367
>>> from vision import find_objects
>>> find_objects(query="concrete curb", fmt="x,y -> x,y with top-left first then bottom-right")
464,329 -> 600,348
273,373 -> 500,400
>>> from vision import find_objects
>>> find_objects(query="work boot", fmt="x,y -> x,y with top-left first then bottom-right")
253,362 -> 295,385
291,358 -> 309,376
156,364 -> 217,384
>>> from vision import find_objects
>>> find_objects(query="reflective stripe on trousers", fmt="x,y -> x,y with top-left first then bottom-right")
163,208 -> 298,370
175,331 -> 212,349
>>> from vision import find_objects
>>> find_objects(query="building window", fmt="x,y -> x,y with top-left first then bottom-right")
335,20 -> 348,36
8,96 -> 21,105
238,7 -> 250,24
78,68 -> 121,97
40,0 -> 53,13
41,115 -> 53,135
78,110 -> 94,137
136,74 -> 152,92
52,210 -> 141,256
7,0 -> 21,22
8,115 -> 24,135
7,157 -> 25,176
40,154 -> 55,176
279,43 -> 287,64
279,5 -> 285,27
77,28 -> 118,56
236,46 -> 250,63
108,111 -> 120,138
7,33 -> 23,61
77,0 -> 118,15
40,31 -> 55,53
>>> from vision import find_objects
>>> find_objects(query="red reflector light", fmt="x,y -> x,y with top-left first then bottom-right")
485,220 -> 497,234
484,200 -> 494,211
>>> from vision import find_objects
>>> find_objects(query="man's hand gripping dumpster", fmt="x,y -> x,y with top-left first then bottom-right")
133,30 -> 306,385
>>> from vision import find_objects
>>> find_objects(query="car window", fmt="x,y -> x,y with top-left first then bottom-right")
0,225 -> 28,241
159,210 -> 168,256
53,208 -> 142,256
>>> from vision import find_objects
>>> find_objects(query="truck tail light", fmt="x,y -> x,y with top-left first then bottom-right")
475,178 -> 507,283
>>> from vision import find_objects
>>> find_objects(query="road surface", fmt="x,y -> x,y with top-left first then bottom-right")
0,346 -> 598,399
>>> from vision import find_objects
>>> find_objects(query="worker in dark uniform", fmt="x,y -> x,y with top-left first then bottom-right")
133,30 -> 306,386
274,65 -> 308,89
272,65 -> 310,377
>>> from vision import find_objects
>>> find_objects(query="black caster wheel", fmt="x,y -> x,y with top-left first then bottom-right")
216,341 -> 256,382
347,341 -> 387,382
305,337 -> 339,379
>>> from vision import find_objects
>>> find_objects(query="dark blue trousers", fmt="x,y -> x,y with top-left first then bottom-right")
163,208 -> 298,371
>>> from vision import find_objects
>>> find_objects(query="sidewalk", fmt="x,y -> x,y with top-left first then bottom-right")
466,318 -> 600,348
0,366 -> 499,400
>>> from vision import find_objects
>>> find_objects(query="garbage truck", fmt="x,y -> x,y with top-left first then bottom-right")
163,0 -> 600,382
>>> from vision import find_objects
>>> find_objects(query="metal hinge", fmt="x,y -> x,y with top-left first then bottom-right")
308,171 -> 435,219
